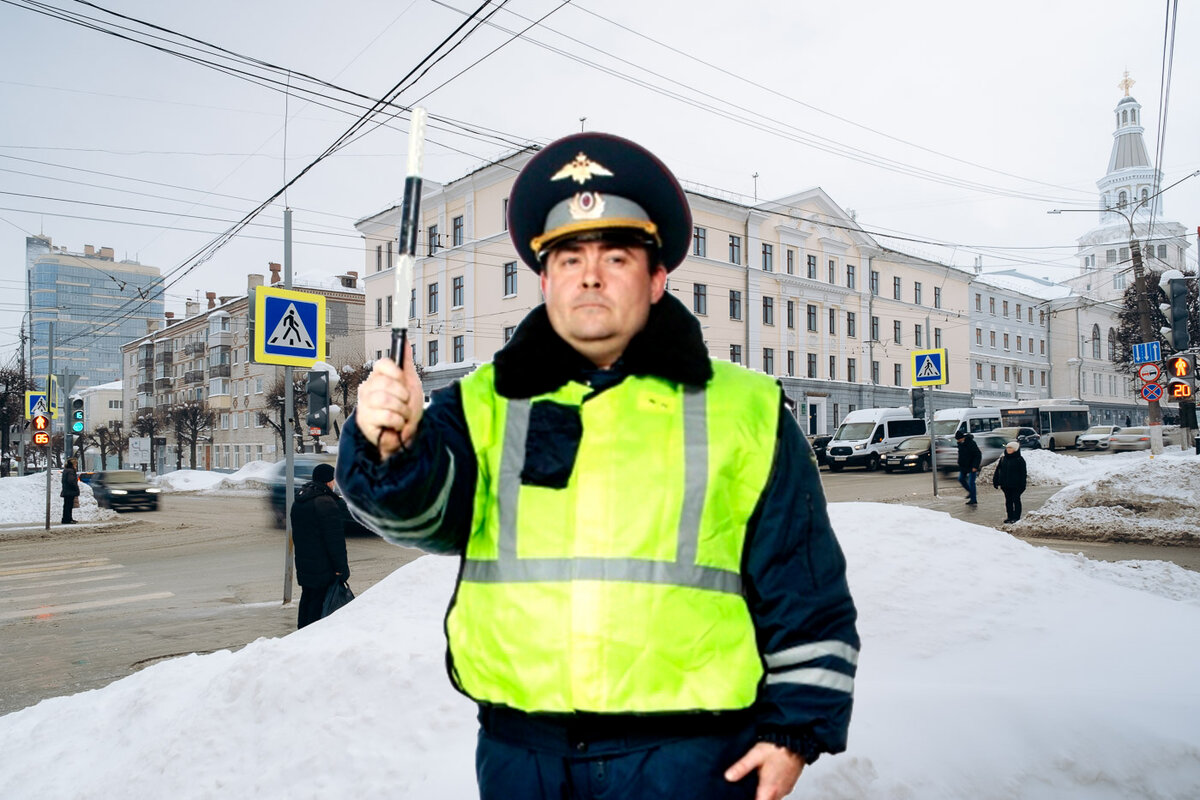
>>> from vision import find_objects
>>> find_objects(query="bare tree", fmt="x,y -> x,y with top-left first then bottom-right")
105,420 -> 130,469
132,408 -> 169,473
171,401 -> 215,470
257,373 -> 308,454
0,365 -> 32,473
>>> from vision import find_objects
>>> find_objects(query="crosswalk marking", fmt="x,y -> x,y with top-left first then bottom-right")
0,557 -> 173,622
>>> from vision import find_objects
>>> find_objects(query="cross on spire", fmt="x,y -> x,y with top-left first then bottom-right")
1118,70 -> 1135,97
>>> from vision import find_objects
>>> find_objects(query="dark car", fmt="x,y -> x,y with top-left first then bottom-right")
91,470 -> 161,512
992,426 -> 1042,451
881,435 -> 950,473
267,454 -> 368,535
809,434 -> 832,466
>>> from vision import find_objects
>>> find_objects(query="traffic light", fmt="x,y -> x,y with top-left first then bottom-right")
305,369 -> 329,435
1158,270 -> 1191,351
70,398 -> 85,434
32,413 -> 50,446
1165,353 -> 1196,403
911,387 -> 926,418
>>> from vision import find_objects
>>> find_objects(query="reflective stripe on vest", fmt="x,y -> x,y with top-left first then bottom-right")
460,387 -> 742,595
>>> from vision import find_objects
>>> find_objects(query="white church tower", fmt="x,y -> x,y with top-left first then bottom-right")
1064,72 -> 1189,301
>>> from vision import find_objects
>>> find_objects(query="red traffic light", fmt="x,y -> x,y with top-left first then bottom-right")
1168,356 -> 1190,378
32,414 -> 49,431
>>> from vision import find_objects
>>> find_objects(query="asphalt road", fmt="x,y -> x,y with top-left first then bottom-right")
0,494 -> 419,716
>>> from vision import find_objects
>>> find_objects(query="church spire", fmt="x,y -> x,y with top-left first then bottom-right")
1098,73 -> 1157,219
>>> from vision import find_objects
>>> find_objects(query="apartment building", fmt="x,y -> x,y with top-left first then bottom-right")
120,270 -> 364,471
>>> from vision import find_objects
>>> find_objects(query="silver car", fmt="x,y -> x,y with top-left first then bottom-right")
1077,425 -> 1120,450
1108,427 -> 1151,451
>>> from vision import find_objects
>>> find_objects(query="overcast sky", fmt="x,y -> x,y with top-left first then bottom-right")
2,0 -> 1197,366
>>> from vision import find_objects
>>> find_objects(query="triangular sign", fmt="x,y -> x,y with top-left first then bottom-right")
267,302 -> 314,349
31,397 -> 48,416
917,356 -> 940,379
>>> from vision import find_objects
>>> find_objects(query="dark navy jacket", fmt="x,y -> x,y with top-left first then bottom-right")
337,294 -> 859,764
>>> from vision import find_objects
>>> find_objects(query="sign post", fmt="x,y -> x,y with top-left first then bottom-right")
912,348 -> 949,496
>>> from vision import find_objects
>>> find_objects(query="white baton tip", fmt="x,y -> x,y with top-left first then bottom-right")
407,107 -> 427,177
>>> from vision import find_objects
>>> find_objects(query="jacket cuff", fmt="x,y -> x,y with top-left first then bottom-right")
756,727 -> 823,766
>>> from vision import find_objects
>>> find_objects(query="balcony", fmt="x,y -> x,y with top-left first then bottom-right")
154,351 -> 173,366
208,364 -> 231,379
137,382 -> 154,396
139,358 -> 154,372
154,377 -> 173,392
184,370 -> 204,385
183,341 -> 206,357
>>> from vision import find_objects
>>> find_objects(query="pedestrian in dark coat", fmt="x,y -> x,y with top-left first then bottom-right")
60,458 -> 80,524
955,431 -> 982,505
290,463 -> 350,628
992,441 -> 1028,524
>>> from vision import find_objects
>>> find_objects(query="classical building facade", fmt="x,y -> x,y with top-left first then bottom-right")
120,271 -> 364,471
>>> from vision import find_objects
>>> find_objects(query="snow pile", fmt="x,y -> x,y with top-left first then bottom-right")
2,503 -> 1199,799
151,469 -> 226,493
1017,450 -> 1200,543
0,473 -> 116,525
199,460 -> 278,495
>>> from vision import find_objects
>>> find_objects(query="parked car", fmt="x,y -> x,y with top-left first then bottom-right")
882,436 -> 946,473
267,453 -> 336,528
991,426 -> 1042,451
1077,425 -> 1121,450
809,434 -> 832,466
91,470 -> 161,512
1108,427 -> 1152,451
826,407 -> 926,472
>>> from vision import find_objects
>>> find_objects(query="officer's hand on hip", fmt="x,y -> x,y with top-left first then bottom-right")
356,356 -> 424,461
725,741 -> 804,800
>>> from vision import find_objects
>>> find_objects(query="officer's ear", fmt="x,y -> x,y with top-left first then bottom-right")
649,264 -> 667,303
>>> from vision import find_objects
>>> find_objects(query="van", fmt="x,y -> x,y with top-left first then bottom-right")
826,407 -> 926,472
930,407 -> 1002,439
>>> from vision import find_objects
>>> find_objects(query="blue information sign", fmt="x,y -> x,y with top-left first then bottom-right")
1131,341 -> 1162,364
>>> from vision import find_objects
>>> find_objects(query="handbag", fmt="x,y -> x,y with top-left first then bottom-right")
321,580 -> 354,619
73,496 -> 80,509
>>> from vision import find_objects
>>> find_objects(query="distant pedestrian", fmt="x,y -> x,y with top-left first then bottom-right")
992,441 -> 1027,524
290,463 -> 350,629
60,458 -> 79,524
955,431 -> 981,505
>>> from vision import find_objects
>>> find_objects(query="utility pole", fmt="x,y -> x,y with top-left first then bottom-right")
45,322 -> 52,531
282,208 -> 296,605
1127,237 -> 1166,453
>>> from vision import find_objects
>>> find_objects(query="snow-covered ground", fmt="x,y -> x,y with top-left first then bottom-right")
0,472 -> 116,525
1,501 -> 1198,799
152,460 -> 278,495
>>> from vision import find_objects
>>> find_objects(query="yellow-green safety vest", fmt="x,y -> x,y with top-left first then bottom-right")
447,361 -> 781,714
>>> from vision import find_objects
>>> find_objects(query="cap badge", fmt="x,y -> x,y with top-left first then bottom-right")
551,152 -> 614,185
567,191 -> 605,220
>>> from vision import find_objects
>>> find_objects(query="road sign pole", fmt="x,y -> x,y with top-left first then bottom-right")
283,208 -> 296,606
45,321 -> 52,531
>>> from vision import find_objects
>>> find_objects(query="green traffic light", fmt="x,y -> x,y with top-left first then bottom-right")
72,422 -> 84,433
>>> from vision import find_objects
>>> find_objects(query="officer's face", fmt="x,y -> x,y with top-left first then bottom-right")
541,240 -> 666,368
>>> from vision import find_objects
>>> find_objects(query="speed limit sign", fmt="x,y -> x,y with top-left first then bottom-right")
1137,362 -> 1161,383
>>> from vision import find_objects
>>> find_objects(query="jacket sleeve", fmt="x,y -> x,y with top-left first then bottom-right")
968,441 -> 983,471
336,383 -> 477,555
743,403 -> 859,764
317,495 -> 350,579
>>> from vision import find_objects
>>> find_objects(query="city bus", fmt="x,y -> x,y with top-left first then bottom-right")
999,401 -> 1091,450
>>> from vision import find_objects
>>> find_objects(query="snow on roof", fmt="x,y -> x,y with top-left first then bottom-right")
973,268 -> 1073,300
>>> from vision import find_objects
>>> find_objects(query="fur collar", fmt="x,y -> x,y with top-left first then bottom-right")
493,292 -> 713,398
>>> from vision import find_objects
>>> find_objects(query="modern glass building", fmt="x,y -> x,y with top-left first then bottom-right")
26,236 -> 163,393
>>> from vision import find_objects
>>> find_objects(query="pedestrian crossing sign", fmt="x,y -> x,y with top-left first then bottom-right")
911,348 -> 948,386
253,286 -> 325,367
25,390 -> 57,419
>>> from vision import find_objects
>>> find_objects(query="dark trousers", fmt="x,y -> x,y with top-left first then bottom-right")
61,496 -> 74,523
476,707 -> 757,800
297,582 -> 331,629
1003,488 -> 1023,522
957,470 -> 977,502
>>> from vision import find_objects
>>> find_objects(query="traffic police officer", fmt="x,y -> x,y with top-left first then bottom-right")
338,132 -> 859,800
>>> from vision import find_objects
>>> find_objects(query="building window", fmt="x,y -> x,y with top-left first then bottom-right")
990,365 -> 997,381
798,352 -> 813,378
375,298 -> 383,327
1002,300 -> 1009,317
934,286 -> 942,309
976,363 -> 983,380
976,328 -> 982,345
409,289 -> 416,319
871,361 -> 880,383
386,295 -> 393,324
763,296 -> 774,325
503,326 -> 515,343
990,331 -> 996,348
730,344 -> 742,364
693,226 -> 706,257
846,264 -> 856,289
893,363 -> 902,386
762,243 -> 774,272
829,356 -> 837,380
828,259 -> 836,284
763,348 -> 774,374
828,308 -> 837,336
729,235 -> 742,265
893,320 -> 902,344
892,276 -> 902,300
787,350 -> 795,376
452,215 -> 464,247
1016,336 -> 1023,352
386,241 -> 393,269
1015,303 -> 1022,319
452,276 -> 464,308
427,224 -> 439,256
786,249 -> 795,275
806,254 -> 817,279
988,297 -> 995,315
870,270 -> 880,295
1092,324 -> 1102,359
786,299 -> 795,329
914,282 -> 922,305
807,304 -> 818,332
846,311 -> 856,338
934,327 -> 942,348
1004,333 -> 1010,350
693,283 -> 707,315
915,324 -> 923,348
502,198 -> 508,231
375,244 -> 382,272
428,282 -> 439,314
1040,371 -> 1047,387
503,262 -> 518,296
871,316 -> 880,341
729,290 -> 742,320
453,335 -> 464,363
428,340 -> 439,366
1158,244 -> 1168,259
1004,366 -> 1011,383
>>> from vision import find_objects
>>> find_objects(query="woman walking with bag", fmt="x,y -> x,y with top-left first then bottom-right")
992,441 -> 1027,524
60,458 -> 80,524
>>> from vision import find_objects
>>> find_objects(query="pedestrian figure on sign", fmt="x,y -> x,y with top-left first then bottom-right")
271,308 -> 311,348
60,458 -> 79,524
992,441 -> 1027,524
955,430 -> 981,506
338,132 -> 859,800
